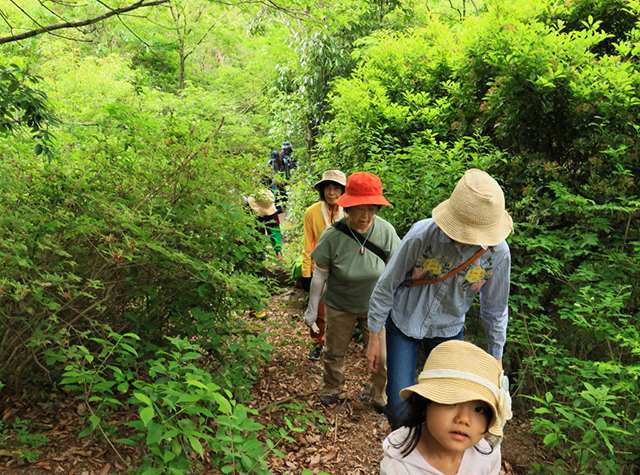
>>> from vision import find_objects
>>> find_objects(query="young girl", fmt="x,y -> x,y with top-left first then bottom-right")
380,340 -> 512,475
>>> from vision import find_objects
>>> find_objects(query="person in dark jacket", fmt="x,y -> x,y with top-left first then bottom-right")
268,149 -> 289,212
280,141 -> 296,169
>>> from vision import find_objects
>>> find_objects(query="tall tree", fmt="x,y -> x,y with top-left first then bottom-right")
267,0 -> 406,151
150,0 -> 222,90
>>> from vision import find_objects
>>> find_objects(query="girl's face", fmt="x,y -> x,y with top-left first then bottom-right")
323,183 -> 343,206
423,400 -> 491,456
345,205 -> 378,233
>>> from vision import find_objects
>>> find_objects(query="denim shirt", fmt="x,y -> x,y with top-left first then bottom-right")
368,219 -> 510,359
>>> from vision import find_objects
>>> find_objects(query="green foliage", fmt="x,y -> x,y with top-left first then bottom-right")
56,326 -> 141,437
56,331 -> 332,475
0,57 -> 57,159
124,336 -> 272,475
504,181 -> 639,473
316,24 -> 459,162
0,95 -> 275,385
0,417 -> 50,463
526,383 -> 637,474
538,0 -> 636,56
1,24 -> 283,391
0,9 -> 298,475
267,0 -> 408,151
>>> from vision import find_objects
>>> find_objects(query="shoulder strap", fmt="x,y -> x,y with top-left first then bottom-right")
332,221 -> 387,262
402,247 -> 488,288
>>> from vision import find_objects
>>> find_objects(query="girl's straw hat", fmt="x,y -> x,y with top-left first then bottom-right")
335,172 -> 391,208
313,170 -> 347,191
432,169 -> 513,246
399,340 -> 512,437
248,190 -> 277,216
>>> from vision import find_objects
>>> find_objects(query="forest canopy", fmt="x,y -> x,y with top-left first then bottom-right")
0,0 -> 638,473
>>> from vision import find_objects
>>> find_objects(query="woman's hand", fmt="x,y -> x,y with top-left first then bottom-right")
303,306 -> 318,326
367,332 -> 381,373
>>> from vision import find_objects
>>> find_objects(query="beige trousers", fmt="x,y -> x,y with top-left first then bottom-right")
322,305 -> 387,407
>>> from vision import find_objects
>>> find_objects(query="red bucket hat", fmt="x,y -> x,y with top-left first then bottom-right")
336,172 -> 391,208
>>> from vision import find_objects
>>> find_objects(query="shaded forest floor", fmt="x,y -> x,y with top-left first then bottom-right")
0,283 -> 550,475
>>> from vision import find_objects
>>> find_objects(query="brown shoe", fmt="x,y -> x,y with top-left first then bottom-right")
319,393 -> 339,406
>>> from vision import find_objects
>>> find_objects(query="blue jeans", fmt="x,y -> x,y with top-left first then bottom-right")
385,317 -> 463,430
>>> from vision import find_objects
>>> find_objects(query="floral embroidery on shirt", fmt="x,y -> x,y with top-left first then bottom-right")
415,247 -> 495,291
465,266 -> 485,282
412,246 -> 452,279
422,258 -> 442,275
459,257 -> 495,291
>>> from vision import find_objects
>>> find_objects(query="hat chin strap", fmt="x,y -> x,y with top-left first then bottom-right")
418,369 -> 513,430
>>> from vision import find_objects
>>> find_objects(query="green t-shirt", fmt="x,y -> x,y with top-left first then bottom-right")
311,216 -> 400,313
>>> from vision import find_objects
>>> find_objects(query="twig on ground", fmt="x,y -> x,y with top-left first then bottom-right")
87,405 -> 127,463
256,390 -> 315,412
334,384 -> 350,443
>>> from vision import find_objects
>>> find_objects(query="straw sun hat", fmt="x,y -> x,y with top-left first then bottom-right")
335,172 -> 391,208
313,170 -> 347,191
399,340 -> 512,438
432,169 -> 513,246
248,190 -> 277,216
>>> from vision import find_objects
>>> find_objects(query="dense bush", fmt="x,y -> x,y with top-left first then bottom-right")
0,98 -> 277,387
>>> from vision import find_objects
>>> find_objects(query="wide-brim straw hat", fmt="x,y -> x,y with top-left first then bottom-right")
248,190 -> 277,216
335,172 -> 391,208
313,170 -> 347,191
399,340 -> 512,438
432,169 -> 513,246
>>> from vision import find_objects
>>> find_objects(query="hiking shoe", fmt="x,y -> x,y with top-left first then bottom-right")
358,389 -> 384,414
307,347 -> 322,360
249,310 -> 267,319
358,389 -> 371,402
319,393 -> 339,406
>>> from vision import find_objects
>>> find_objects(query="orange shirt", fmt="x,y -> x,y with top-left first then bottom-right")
301,201 -> 343,277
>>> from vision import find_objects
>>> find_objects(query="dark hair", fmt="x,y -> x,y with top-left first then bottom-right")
343,205 -> 383,212
392,393 -> 429,457
317,181 -> 346,202
392,393 -> 494,458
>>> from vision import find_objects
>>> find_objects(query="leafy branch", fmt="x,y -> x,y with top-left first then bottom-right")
0,0 -> 170,45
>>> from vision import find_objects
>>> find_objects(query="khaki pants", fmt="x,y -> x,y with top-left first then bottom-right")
322,305 -> 387,407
